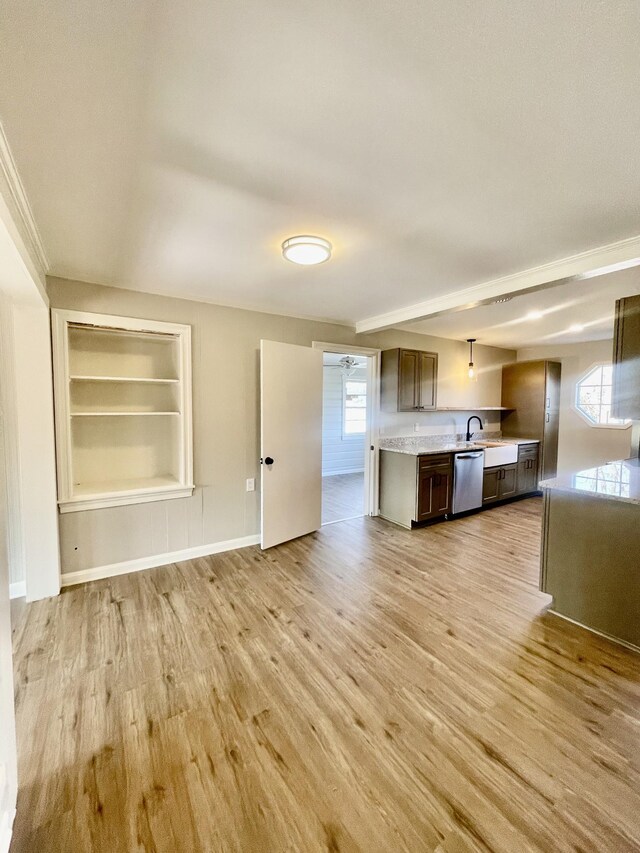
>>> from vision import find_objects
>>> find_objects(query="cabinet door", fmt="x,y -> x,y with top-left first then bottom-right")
612,295 -> 640,419
398,350 -> 420,412
417,469 -> 435,520
482,468 -> 500,504
418,352 -> 437,410
417,464 -> 451,520
433,468 -> 451,515
541,362 -> 561,480
499,463 -> 518,499
517,454 -> 538,494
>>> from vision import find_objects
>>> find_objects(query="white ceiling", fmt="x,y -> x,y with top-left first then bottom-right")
1,2 -> 640,327
402,265 -> 640,348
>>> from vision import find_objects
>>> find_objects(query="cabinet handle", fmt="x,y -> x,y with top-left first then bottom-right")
546,397 -> 550,408
545,413 -> 550,423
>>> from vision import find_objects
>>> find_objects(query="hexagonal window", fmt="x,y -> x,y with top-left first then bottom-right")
575,363 -> 631,428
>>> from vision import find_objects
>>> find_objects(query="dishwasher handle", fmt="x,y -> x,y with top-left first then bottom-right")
455,452 -> 483,459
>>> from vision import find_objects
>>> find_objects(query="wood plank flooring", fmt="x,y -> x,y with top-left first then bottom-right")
322,472 -> 365,524
9,498 -> 640,852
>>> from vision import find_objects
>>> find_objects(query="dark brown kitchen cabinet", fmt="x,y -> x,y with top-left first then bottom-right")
417,457 -> 452,521
501,360 -> 561,480
483,463 -> 518,504
612,293 -> 640,420
517,444 -> 539,495
381,348 -> 438,412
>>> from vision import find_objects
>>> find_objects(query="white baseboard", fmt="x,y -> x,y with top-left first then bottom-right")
0,807 -> 15,853
9,581 -> 26,599
60,534 -> 261,588
322,468 -> 365,477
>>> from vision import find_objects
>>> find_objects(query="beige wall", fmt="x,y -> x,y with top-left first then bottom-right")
517,341 -> 632,475
48,276 -> 515,574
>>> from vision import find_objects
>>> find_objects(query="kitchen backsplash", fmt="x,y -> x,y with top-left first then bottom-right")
378,412 -> 502,438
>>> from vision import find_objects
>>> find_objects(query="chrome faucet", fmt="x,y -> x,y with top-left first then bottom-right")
465,415 -> 483,443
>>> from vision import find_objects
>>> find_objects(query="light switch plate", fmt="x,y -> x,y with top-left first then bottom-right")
246,478 -> 255,492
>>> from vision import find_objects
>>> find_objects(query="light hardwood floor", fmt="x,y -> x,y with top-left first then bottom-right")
322,472 -> 365,524
9,498 -> 640,852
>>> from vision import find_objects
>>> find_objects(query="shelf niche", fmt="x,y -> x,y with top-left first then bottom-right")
52,310 -> 194,513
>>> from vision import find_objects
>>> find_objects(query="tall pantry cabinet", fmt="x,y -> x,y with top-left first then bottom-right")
500,360 -> 561,481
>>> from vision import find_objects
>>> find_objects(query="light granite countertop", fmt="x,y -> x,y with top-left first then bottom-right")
540,457 -> 640,505
379,436 -> 539,457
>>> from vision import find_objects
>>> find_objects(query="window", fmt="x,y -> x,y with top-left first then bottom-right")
343,379 -> 367,435
575,363 -> 630,428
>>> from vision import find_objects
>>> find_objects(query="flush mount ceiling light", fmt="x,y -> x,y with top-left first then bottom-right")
467,338 -> 478,382
527,310 -> 544,321
569,323 -> 584,333
282,235 -> 332,265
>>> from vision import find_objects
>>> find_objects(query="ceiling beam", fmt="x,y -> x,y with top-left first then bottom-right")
355,234 -> 640,334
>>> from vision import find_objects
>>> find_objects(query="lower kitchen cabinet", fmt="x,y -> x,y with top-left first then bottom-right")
379,451 -> 452,528
417,457 -> 452,521
517,444 -> 539,494
483,463 -> 518,504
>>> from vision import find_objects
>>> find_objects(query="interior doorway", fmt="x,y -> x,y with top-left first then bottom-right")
318,345 -> 379,525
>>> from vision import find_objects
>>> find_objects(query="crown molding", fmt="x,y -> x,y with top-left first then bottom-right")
355,234 -> 640,333
0,121 -> 49,274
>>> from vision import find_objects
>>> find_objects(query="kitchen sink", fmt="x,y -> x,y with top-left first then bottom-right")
474,441 -> 519,467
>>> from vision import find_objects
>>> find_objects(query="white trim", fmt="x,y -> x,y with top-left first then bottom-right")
573,360 -> 632,430
313,341 -> 381,518
58,485 -> 195,513
9,581 -> 25,599
0,121 -> 49,273
0,807 -> 15,853
60,534 -> 261,588
355,234 -> 640,332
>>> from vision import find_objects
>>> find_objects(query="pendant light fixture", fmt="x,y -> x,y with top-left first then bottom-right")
467,338 -> 477,382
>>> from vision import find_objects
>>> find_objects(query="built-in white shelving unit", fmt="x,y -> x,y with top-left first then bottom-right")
52,309 -> 194,512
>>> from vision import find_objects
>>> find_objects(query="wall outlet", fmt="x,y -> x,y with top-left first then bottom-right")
246,478 -> 255,492
414,423 -> 420,432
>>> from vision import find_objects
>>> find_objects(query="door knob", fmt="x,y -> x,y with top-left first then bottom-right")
263,456 -> 274,465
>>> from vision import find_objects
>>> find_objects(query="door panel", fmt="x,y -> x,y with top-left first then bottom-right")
517,456 -> 538,494
418,352 -> 437,410
416,469 -> 434,521
542,361 -> 561,480
398,350 -> 419,411
434,469 -> 451,514
499,463 -> 518,499
260,341 -> 323,549
483,468 -> 500,503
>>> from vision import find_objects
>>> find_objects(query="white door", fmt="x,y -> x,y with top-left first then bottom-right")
260,340 -> 323,549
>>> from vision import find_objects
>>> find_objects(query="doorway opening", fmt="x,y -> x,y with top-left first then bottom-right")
321,350 -> 375,524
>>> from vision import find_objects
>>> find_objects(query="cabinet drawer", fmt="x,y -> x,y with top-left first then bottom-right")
418,454 -> 452,469
518,444 -> 538,458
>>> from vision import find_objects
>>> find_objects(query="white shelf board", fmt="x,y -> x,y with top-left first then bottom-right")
73,474 -> 181,496
69,375 -> 179,384
71,411 -> 180,417
58,475 -> 195,512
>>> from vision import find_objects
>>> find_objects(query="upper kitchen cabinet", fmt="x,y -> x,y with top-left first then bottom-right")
381,348 -> 438,412
612,294 -> 640,420
500,360 -> 561,481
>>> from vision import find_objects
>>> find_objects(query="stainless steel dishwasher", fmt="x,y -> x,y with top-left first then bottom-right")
452,451 -> 484,514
